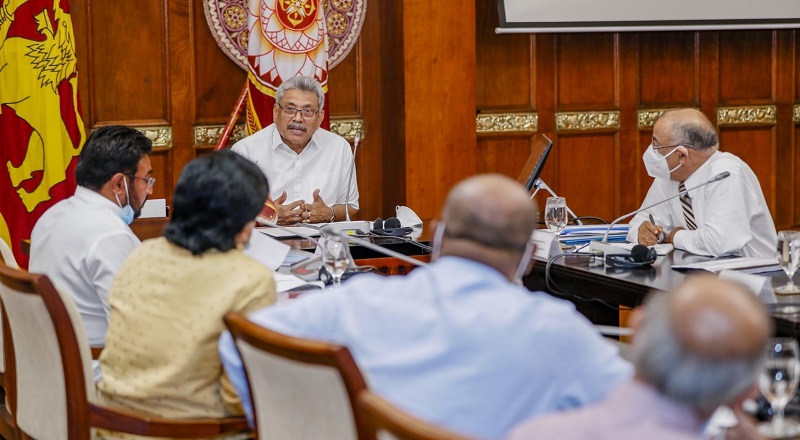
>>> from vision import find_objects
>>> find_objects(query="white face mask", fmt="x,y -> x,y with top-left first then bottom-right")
512,237 -> 536,285
432,222 -> 446,261
642,144 -> 684,180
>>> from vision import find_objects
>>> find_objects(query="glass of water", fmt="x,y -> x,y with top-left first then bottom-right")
759,338 -> 800,437
776,231 -> 800,294
321,234 -> 350,286
544,197 -> 568,233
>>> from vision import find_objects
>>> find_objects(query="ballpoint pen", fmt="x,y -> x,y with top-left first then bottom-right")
649,214 -> 666,244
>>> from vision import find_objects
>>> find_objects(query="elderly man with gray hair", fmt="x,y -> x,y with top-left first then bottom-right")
508,275 -> 771,440
232,75 -> 359,225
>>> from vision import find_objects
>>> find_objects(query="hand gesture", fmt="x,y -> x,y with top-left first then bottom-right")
274,191 -> 305,225
300,189 -> 333,224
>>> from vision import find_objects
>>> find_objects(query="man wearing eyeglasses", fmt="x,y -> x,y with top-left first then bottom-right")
29,125 -> 153,347
232,76 -> 359,225
627,108 -> 776,258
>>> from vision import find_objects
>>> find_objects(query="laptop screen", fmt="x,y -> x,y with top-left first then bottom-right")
516,134 -> 553,192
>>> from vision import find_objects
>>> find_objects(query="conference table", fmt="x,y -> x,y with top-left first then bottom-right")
525,247 -> 800,338
130,218 -> 800,336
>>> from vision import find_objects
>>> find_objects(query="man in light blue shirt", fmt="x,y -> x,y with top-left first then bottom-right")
219,174 -> 632,440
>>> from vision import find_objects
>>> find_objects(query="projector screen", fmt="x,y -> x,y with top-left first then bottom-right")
497,0 -> 800,33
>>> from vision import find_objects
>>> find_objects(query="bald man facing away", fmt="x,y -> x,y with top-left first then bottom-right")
627,108 -> 776,258
509,276 -> 771,440
219,174 -> 632,440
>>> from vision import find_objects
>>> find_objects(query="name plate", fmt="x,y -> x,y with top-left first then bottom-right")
532,229 -> 562,260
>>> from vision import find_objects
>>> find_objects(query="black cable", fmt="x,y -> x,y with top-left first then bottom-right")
353,230 -> 432,253
570,216 -> 608,225
543,253 -> 633,312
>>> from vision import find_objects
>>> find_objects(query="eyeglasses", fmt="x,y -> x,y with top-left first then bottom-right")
277,103 -> 320,119
651,142 -> 696,151
128,175 -> 156,187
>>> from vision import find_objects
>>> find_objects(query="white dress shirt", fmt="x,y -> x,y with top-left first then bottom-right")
29,186 -> 140,346
627,151 -> 777,258
232,123 -> 359,209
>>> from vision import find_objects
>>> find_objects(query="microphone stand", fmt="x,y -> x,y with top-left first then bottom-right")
531,178 -> 581,225
590,171 -> 731,255
345,131 -> 360,222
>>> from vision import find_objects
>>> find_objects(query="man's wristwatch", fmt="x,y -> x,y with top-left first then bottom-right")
329,206 -> 336,222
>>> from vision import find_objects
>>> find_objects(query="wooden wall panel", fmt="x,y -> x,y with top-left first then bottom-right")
64,0 -> 800,233
718,31 -> 774,103
718,128 -> 777,211
476,0 -> 533,110
192,0 -> 246,124
555,34 -> 616,109
555,135 -> 617,222
639,32 -> 698,107
401,0 -> 478,219
88,1 -> 168,124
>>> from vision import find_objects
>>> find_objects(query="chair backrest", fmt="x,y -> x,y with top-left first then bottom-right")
0,264 -> 95,440
357,391 -> 474,440
0,239 -> 18,270
224,312 -> 375,440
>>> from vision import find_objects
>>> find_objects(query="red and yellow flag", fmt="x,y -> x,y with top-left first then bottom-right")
245,0 -> 329,134
0,0 -> 86,268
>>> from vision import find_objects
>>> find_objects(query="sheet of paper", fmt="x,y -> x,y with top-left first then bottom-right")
245,230 -> 291,270
719,270 -> 773,299
671,257 -> 779,273
139,198 -> 167,218
258,226 -> 322,239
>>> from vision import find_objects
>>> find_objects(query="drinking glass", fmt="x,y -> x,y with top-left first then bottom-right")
544,197 -> 568,233
776,231 -> 800,294
759,338 -> 800,437
321,234 -> 349,286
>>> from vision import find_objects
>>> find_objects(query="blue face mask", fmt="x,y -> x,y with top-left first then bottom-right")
114,177 -> 135,225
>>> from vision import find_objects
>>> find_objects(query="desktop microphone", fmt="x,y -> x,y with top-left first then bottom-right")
344,131 -> 360,222
599,171 -> 731,244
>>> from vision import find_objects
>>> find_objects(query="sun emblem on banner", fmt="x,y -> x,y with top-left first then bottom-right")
248,0 -> 327,93
276,0 -> 316,30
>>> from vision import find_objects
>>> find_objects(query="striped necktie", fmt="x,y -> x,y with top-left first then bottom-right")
678,181 -> 697,230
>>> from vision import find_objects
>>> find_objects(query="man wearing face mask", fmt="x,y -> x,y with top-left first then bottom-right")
219,174 -> 632,440
29,125 -> 153,347
627,108 -> 777,258
232,75 -> 359,225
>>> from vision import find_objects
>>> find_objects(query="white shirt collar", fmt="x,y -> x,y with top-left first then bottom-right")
269,124 -> 320,153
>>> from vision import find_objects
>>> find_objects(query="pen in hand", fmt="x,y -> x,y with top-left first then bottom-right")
649,214 -> 665,244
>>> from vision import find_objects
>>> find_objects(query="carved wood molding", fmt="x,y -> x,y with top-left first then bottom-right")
329,119 -> 364,141
637,108 -> 672,129
193,124 -> 246,147
130,126 -> 172,149
555,111 -> 620,131
476,112 -> 538,134
794,104 -> 800,124
193,119 -> 366,146
717,105 -> 776,125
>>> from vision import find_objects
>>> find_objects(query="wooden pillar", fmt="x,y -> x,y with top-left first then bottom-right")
401,1 -> 478,219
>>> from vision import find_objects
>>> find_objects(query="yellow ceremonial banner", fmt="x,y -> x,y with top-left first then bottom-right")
245,0 -> 329,134
0,0 -> 86,268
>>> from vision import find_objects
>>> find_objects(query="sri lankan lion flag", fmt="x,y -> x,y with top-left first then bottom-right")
245,0 -> 329,134
0,0 -> 86,268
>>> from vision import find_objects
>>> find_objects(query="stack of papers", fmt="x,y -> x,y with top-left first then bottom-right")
558,225 -> 629,246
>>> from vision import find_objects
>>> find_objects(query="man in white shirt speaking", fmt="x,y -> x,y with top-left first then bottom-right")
232,76 -> 358,225
29,125 -> 153,346
627,108 -> 777,258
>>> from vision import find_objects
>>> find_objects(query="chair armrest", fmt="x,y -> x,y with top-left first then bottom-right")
88,403 -> 250,438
